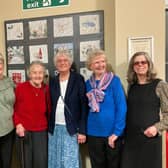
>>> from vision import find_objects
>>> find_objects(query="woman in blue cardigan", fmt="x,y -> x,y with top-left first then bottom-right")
48,50 -> 88,168
86,49 -> 127,168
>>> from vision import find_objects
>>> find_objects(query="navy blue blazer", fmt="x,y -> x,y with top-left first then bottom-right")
48,71 -> 88,135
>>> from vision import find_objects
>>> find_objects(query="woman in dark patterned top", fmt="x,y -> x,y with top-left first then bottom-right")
120,51 -> 168,168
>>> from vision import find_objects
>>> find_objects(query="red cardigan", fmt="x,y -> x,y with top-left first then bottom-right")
13,81 -> 50,131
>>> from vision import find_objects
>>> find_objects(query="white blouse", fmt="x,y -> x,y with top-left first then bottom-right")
55,80 -> 68,125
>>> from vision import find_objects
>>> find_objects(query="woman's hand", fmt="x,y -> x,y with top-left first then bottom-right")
77,134 -> 86,144
16,124 -> 25,137
108,134 -> 118,148
144,125 -> 158,137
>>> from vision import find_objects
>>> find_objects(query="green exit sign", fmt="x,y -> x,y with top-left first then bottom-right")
23,0 -> 69,10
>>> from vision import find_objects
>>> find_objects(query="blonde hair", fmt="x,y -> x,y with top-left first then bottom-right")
106,62 -> 115,73
0,53 -> 4,64
127,51 -> 157,84
27,61 -> 46,77
86,49 -> 107,70
53,50 -> 73,67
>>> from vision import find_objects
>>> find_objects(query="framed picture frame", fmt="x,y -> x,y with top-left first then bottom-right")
6,22 -> 24,41
29,19 -> 47,39
80,67 -> 92,81
80,40 -> 101,62
53,42 -> 74,60
166,0 -> 168,8
29,44 -> 48,63
79,14 -> 100,35
8,69 -> 26,85
128,36 -> 154,60
53,16 -> 73,37
7,45 -> 24,64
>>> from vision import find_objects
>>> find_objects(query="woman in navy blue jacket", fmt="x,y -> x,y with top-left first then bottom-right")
48,50 -> 88,168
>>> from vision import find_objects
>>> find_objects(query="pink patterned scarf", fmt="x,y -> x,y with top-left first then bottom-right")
86,72 -> 114,112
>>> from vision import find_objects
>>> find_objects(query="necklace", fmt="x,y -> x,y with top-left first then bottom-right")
32,87 -> 41,96
30,82 -> 41,97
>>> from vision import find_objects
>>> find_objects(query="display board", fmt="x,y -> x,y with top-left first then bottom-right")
5,10 -> 104,83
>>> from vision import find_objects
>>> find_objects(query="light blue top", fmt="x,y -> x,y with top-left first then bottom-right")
86,75 -> 127,137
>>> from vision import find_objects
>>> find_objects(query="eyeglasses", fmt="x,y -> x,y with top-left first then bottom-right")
133,61 -> 148,66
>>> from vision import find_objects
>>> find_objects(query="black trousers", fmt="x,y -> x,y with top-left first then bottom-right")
0,130 -> 15,168
16,130 -> 48,168
87,135 -> 122,168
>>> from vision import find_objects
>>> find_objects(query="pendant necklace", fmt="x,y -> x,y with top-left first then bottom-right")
30,81 -> 41,96
32,87 -> 41,96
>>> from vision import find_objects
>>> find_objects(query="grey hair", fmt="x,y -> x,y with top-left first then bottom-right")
27,60 -> 46,77
53,50 -> 73,67
0,53 -> 4,64
86,49 -> 107,70
127,51 -> 157,84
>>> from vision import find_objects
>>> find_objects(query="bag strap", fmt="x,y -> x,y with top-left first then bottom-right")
60,92 -> 73,117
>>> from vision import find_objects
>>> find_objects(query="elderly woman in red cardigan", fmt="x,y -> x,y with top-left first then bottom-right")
13,61 -> 50,168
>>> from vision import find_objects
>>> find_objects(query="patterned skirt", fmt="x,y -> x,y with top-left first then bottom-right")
48,125 -> 81,168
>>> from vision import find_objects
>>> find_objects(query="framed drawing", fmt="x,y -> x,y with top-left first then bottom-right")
80,67 -> 92,81
53,17 -> 73,37
54,43 -> 73,60
7,46 -> 24,64
6,22 -> 24,41
5,10 -> 104,80
80,40 -> 101,62
8,69 -> 26,85
29,19 -> 47,39
29,44 -> 48,63
128,36 -> 154,60
80,14 -> 100,35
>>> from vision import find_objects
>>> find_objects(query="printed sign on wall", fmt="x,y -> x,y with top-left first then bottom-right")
23,0 -> 69,10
